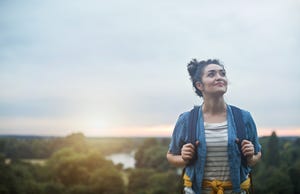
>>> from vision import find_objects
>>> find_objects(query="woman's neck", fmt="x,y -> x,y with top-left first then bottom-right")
202,97 -> 227,123
202,97 -> 226,115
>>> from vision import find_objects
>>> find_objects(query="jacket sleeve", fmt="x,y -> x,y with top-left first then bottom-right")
243,111 -> 262,154
168,112 -> 189,155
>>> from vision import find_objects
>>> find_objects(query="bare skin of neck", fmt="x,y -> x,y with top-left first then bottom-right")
202,96 -> 227,123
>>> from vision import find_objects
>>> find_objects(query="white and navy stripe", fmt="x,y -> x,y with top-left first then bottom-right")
201,121 -> 232,194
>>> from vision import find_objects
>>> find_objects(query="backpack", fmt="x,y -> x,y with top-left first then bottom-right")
183,105 -> 254,193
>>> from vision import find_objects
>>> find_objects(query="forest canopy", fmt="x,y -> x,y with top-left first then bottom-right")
1,132 -> 300,194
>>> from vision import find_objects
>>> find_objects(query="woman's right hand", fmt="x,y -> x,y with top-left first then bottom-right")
181,141 -> 199,163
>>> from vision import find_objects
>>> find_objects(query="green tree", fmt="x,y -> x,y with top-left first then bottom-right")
47,148 -> 91,186
127,168 -> 180,194
63,133 -> 88,153
42,182 -> 65,194
135,138 -> 174,172
89,166 -> 125,194
66,184 -> 91,194
147,171 -> 181,194
127,168 -> 155,194
47,147 -> 125,193
1,161 -> 42,194
265,131 -> 279,166
265,168 -> 293,194
289,161 -> 300,194
0,154 -> 13,194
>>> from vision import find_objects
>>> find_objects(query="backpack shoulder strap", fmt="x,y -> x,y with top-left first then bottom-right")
188,106 -> 200,145
186,106 -> 200,165
230,105 -> 247,167
230,105 -> 246,141
230,105 -> 255,193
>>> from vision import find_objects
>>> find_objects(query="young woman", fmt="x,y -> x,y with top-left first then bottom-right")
167,59 -> 262,194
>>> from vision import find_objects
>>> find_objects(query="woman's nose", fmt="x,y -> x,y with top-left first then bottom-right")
215,73 -> 222,79
216,72 -> 226,80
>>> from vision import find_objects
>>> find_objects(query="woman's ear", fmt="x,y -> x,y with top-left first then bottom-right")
195,82 -> 203,91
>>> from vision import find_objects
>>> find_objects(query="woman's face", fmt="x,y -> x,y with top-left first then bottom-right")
196,64 -> 228,97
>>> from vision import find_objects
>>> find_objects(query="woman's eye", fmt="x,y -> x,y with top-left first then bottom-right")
208,72 -> 215,77
220,71 -> 226,76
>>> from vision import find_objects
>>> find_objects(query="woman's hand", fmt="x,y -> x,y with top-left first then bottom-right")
181,141 -> 199,163
166,141 -> 200,167
241,139 -> 254,158
241,139 -> 261,166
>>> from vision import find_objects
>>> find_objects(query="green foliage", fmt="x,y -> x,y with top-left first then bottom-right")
0,133 -> 89,160
47,148 -> 116,186
45,146 -> 126,193
89,167 -> 125,194
62,133 -> 88,153
253,132 -> 300,194
135,138 -> 175,172
42,182 -> 65,194
0,133 -> 127,194
289,161 -> 300,194
0,159 -> 15,193
265,131 -> 280,166
148,171 -> 181,194
127,168 -> 180,194
0,160 -> 44,194
127,168 -> 155,194
1,133 -> 300,194
0,153 -> 5,163
257,167 -> 293,194
66,184 -> 90,194
129,138 -> 181,194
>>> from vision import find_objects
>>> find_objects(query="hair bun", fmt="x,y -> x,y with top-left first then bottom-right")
187,59 -> 199,77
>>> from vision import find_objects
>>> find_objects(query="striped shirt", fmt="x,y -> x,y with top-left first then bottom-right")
202,121 -> 232,194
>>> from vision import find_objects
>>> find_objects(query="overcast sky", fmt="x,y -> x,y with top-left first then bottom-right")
0,0 -> 299,137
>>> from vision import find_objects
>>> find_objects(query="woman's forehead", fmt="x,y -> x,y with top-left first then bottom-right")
204,64 -> 224,71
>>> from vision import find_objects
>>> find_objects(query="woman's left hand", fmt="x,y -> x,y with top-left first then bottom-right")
241,139 -> 254,158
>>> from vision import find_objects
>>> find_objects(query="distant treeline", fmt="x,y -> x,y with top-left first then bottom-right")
0,132 -> 300,194
0,134 -> 148,158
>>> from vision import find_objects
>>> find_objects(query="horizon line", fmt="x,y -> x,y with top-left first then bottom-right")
0,132 -> 299,138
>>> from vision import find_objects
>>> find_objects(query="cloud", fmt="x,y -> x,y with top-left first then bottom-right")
0,0 -> 299,136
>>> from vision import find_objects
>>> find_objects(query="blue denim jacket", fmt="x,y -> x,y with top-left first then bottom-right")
169,104 -> 262,194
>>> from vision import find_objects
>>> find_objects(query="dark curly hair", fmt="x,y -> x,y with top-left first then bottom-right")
187,59 -> 224,97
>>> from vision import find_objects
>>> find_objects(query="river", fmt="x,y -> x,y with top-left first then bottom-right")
106,151 -> 136,169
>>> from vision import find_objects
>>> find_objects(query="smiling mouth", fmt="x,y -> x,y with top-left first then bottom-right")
215,82 -> 225,86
